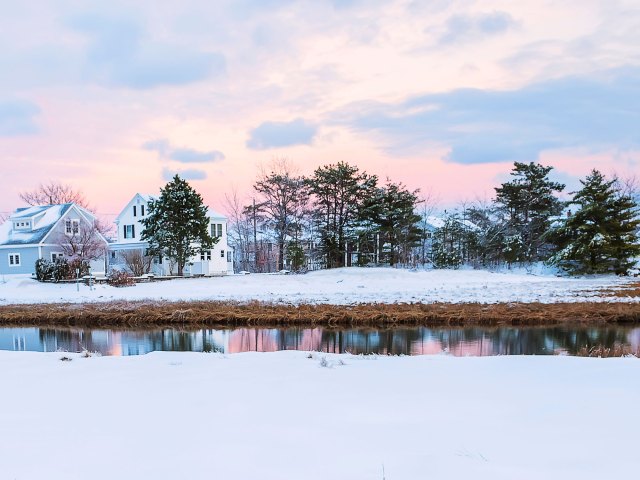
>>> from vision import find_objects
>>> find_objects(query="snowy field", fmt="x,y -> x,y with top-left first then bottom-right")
0,350 -> 637,480
0,267 -> 637,305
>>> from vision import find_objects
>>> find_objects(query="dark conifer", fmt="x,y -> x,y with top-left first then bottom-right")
551,170 -> 640,274
141,175 -> 215,276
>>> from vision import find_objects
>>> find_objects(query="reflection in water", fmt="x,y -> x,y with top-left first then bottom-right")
0,326 -> 638,357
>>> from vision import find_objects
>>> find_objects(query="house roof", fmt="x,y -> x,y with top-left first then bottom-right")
0,204 -> 73,246
114,193 -> 227,223
425,215 -> 479,231
114,193 -> 157,222
10,205 -> 51,220
206,208 -> 226,220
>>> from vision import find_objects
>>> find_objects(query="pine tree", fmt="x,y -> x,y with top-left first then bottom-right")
366,181 -> 422,267
495,162 -> 565,262
432,214 -> 465,269
248,161 -> 308,272
550,170 -> 640,274
141,175 -> 216,276
306,162 -> 377,268
465,204 -> 506,267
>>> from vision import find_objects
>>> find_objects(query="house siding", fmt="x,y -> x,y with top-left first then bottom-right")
0,246 -> 40,276
110,195 -> 233,276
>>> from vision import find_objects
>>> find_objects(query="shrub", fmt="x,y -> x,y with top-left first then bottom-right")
35,258 -> 54,282
35,258 -> 76,282
67,258 -> 89,278
107,270 -> 135,287
51,258 -> 72,282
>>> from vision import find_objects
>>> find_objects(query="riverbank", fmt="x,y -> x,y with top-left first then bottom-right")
1,299 -> 640,328
0,350 -> 637,480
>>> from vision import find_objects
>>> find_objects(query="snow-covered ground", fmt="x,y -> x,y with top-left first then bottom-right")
0,267 -> 636,305
0,350 -> 637,479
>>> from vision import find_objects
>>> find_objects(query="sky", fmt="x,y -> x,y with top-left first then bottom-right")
1,0 -> 639,222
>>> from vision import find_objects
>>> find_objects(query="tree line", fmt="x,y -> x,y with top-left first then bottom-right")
226,160 -> 640,275
15,161 -> 640,277
225,159 -> 423,272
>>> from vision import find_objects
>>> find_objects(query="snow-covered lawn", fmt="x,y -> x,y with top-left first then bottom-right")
0,350 -> 637,479
0,267 -> 637,305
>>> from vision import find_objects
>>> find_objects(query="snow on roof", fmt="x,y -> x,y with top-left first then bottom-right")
425,215 -> 479,231
426,216 -> 445,229
10,205 -> 50,220
0,204 -> 72,246
207,208 -> 226,220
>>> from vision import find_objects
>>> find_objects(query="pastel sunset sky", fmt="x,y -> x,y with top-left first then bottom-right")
1,0 -> 639,221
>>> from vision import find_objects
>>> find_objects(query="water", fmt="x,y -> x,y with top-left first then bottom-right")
1,325 -> 639,357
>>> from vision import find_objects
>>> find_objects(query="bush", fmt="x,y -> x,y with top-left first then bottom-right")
67,258 -> 89,278
107,270 -> 135,287
51,258 -> 72,282
34,257 -> 90,282
35,258 -> 54,282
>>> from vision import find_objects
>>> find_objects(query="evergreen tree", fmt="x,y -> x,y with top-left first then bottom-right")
465,204 -> 506,267
431,214 -> 465,269
286,241 -> 306,272
364,180 -> 422,266
550,170 -> 640,274
141,175 -> 216,276
306,162 -> 377,268
495,162 -> 565,262
248,161 -> 308,271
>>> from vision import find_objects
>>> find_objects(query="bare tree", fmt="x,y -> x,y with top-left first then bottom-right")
20,181 -> 92,210
224,187 -> 253,272
614,173 -> 640,202
415,192 -> 437,266
55,221 -> 106,262
119,250 -> 153,276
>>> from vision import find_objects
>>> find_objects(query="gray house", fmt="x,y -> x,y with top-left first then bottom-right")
0,203 -> 108,276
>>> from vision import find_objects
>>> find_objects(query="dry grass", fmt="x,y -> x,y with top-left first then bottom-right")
576,344 -> 639,358
606,282 -> 640,298
0,300 -> 639,328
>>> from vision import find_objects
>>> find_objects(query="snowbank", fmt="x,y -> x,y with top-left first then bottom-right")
0,267 -> 636,305
0,350 -> 637,479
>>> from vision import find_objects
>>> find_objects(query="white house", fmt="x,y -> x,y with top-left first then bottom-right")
0,203 -> 108,276
109,193 -> 233,276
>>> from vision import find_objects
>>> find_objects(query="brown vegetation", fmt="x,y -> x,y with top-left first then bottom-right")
606,282 -> 640,298
576,344 -> 639,358
0,300 -> 639,329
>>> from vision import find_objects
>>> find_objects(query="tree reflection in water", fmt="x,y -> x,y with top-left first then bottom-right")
0,325 -> 631,357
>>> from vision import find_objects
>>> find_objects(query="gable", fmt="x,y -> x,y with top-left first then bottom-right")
115,193 -> 155,223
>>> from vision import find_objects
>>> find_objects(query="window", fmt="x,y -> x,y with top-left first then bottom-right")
227,251 -> 232,262
8,253 -> 21,267
201,251 -> 211,261
212,224 -> 223,237
51,253 -> 64,262
141,205 -> 145,216
217,224 -> 223,237
133,206 -> 137,217
65,219 -> 79,235
220,249 -> 225,258
124,224 -> 135,239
